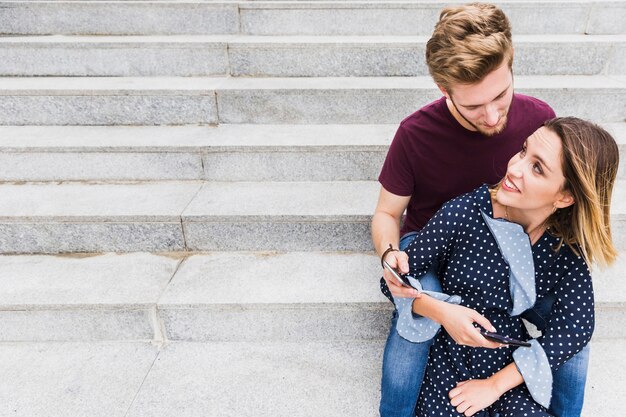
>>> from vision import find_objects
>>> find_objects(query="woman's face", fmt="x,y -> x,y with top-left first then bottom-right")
496,126 -> 573,216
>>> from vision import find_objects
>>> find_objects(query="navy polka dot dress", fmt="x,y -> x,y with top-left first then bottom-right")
396,185 -> 594,417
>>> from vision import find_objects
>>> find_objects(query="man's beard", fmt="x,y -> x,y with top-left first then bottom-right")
450,99 -> 510,137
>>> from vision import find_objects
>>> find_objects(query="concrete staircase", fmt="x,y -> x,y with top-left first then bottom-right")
0,1 -> 625,415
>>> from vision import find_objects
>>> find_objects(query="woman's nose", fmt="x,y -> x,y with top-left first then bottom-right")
508,159 -> 524,177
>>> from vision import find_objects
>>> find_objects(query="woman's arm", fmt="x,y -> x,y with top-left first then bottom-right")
448,363 -> 523,416
448,256 -> 595,415
411,295 -> 500,348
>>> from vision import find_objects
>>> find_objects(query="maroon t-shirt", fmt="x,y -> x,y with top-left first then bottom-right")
378,94 -> 555,235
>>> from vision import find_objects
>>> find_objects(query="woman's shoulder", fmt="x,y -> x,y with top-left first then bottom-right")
539,235 -> 591,276
440,184 -> 491,215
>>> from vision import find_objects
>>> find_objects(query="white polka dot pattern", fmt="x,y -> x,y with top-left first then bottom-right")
384,185 -> 594,416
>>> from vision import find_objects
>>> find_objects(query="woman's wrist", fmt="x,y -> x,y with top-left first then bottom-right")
411,294 -> 446,324
489,363 -> 524,397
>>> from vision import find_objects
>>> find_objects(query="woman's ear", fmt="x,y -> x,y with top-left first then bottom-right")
555,191 -> 575,209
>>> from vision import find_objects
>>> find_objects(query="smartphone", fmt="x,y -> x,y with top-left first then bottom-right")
383,260 -> 416,291
480,330 -> 531,348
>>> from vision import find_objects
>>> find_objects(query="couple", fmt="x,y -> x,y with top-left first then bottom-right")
372,3 -> 619,417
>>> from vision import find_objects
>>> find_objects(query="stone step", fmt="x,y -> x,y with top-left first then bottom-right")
241,1 -> 626,36
1,339 -> 624,416
0,124 -> 395,181
0,123 -> 624,182
3,1 -> 624,36
0,76 -> 624,125
1,34 -> 624,77
0,180 -> 624,253
0,252 -> 623,342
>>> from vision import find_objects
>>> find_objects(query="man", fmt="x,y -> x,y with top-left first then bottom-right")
372,3 -> 589,417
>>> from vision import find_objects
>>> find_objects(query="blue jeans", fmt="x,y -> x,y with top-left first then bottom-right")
379,232 -> 590,417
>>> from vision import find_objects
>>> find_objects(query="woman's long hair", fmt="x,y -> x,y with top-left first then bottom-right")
543,117 -> 619,267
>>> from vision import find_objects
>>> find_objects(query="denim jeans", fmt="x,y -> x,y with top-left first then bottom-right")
379,232 -> 590,417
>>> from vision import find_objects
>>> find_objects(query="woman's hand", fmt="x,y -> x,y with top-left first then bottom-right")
449,379 -> 501,416
438,303 -> 501,348
382,250 -> 421,299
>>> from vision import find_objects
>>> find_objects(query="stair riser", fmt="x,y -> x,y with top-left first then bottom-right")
0,150 -> 386,182
0,223 -> 186,254
0,309 -> 155,341
2,218 -> 625,254
3,146 -> 626,182
0,3 -> 239,35
2,86 -> 623,125
0,95 -> 218,125
1,42 -> 622,77
4,2 -> 623,36
0,304 -> 621,342
241,4 -> 625,36
0,45 -> 228,77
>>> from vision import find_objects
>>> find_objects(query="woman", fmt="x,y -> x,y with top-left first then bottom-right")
387,117 -> 619,416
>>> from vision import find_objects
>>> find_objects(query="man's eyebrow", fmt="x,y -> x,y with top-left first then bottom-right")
459,84 -> 511,108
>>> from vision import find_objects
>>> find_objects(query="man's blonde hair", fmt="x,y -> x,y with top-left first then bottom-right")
426,3 -> 513,92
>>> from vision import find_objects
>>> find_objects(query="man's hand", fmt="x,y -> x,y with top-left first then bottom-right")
438,303 -> 501,348
449,379 -> 502,416
382,250 -> 421,299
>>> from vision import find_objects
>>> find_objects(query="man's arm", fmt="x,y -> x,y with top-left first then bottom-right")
371,186 -> 419,298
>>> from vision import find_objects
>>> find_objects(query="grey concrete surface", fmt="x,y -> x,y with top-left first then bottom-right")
0,222 -> 186,254
183,220 -> 374,252
0,342 -> 159,416
240,1 -> 623,36
0,253 -> 179,340
0,77 -> 223,125
0,152 -> 204,181
0,253 -> 180,307
0,124 -> 391,181
0,182 -> 201,253
1,76 -> 623,125
586,2 -> 626,34
0,250 -> 622,342
160,252 -> 383,305
159,252 -> 390,341
227,34 -> 625,77
581,339 -> 626,415
126,341 -> 384,417
0,309 -> 155,341
0,180 -> 622,253
3,1 -> 624,37
0,182 -> 202,222
182,181 -> 377,250
0,37 -> 229,76
1,123 -> 624,182
0,95 -> 218,125
215,76 -> 626,124
0,2 -> 239,35
203,149 -> 386,181
0,339 -> 621,416
0,124 -> 395,150
0,34 -> 623,77
182,181 -> 377,221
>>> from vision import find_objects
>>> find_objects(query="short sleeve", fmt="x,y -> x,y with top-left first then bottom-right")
378,123 -> 415,197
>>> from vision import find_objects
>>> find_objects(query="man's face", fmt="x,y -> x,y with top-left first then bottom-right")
444,62 -> 514,137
